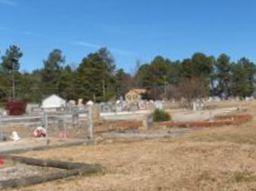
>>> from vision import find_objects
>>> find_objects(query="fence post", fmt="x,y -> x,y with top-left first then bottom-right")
43,112 -> 49,145
0,116 -> 3,141
88,106 -> 93,140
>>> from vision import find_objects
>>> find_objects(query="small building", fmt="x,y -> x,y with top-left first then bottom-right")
41,94 -> 66,111
125,89 -> 147,103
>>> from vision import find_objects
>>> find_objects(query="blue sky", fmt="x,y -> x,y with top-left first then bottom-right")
1,0 -> 256,73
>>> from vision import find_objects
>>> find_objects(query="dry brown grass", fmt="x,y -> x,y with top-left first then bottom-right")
14,144 -> 256,190
184,126 -> 256,145
6,127 -> 256,191
5,101 -> 256,191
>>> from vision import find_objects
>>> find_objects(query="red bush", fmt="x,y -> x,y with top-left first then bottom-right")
0,158 -> 4,166
5,100 -> 26,116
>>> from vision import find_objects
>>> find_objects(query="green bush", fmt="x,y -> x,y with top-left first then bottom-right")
153,109 -> 171,122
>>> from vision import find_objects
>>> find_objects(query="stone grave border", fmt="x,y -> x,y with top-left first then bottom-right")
0,154 -> 103,189
159,114 -> 252,128
0,139 -> 87,155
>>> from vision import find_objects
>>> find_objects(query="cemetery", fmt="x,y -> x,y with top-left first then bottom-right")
0,94 -> 255,190
2,0 -> 256,189
0,95 -> 250,145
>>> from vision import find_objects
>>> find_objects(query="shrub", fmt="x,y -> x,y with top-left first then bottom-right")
5,100 -> 26,116
153,109 -> 171,122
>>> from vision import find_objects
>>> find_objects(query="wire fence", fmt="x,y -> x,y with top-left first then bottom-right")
0,103 -> 148,143
0,110 -> 89,142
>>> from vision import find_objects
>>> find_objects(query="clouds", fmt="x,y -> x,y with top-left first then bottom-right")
0,0 -> 18,6
22,31 -> 49,39
73,40 -> 135,57
73,41 -> 101,49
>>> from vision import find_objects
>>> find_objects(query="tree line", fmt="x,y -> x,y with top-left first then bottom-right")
0,45 -> 255,104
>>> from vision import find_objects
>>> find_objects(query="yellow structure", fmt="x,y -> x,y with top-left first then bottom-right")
125,89 -> 147,103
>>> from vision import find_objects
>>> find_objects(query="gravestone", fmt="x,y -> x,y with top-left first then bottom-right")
116,103 -> 122,112
193,101 -> 197,111
147,100 -> 155,111
138,101 -> 146,110
129,103 -> 138,112
72,107 -> 79,126
78,98 -> 83,106
100,103 -> 111,113
193,100 -> 204,111
155,100 -> 164,110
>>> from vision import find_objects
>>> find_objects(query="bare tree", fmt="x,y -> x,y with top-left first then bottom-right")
169,77 -> 209,108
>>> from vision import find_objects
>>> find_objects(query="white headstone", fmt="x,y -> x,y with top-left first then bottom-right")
155,101 -> 163,110
10,131 -> 20,142
86,100 -> 94,106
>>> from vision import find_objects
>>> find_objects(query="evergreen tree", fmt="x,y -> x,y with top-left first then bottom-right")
77,48 -> 116,102
41,49 -> 65,96
1,45 -> 23,99
215,54 -> 232,98
59,65 -> 76,100
231,58 -> 256,98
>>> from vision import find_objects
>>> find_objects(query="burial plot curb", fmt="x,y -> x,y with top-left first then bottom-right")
0,139 -> 88,155
159,114 -> 253,128
0,155 -> 103,189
